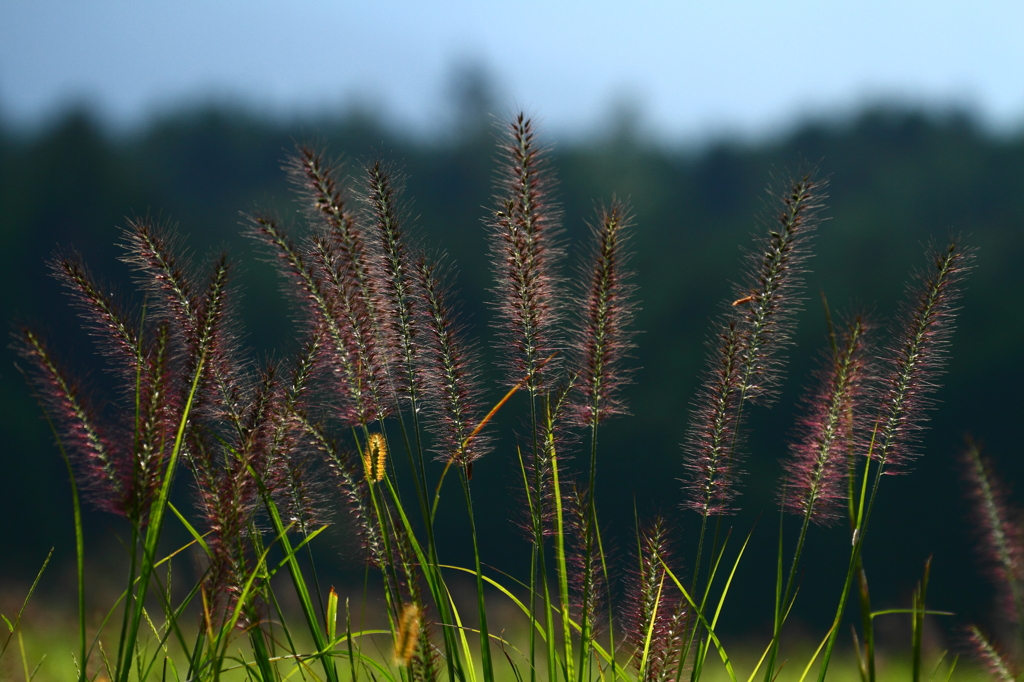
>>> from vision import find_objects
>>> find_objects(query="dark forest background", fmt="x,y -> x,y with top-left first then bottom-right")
1,92 -> 1021,644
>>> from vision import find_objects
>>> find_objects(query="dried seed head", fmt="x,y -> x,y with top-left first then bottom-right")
394,603 -> 422,667
363,433 -> 388,483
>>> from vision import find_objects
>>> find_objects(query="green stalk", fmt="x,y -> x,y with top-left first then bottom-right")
35,397 -> 88,682
528,393 -> 541,682
816,440 -> 882,682
856,565 -> 875,682
550,449 -> 574,682
911,558 -> 932,682
459,465 -> 495,682
763,506 -> 812,682
578,419 -> 599,682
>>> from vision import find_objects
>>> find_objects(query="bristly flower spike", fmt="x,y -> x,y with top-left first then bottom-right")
414,255 -> 490,465
249,215 -> 377,426
735,174 -> 826,405
622,517 -> 689,682
17,328 -> 126,515
682,321 -> 744,516
488,113 -> 564,393
287,146 -> 392,422
783,316 -> 870,524
52,256 -> 142,374
683,173 -> 827,516
564,482 -> 606,635
363,160 -> 423,404
570,200 -> 637,427
871,239 -> 973,473
961,441 -> 1024,631
966,626 -> 1017,682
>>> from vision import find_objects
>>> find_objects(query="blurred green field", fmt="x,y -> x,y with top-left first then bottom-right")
3,600 -> 992,682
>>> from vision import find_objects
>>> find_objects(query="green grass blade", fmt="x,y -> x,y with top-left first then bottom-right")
257,480 -> 339,682
796,623 -> 837,682
637,577 -> 665,681
443,581 -> 479,682
661,561 -> 737,682
0,548 -> 52,661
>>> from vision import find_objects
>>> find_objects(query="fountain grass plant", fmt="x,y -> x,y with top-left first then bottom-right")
7,112 -> 982,682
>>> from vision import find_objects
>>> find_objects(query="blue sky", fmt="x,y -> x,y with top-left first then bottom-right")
2,1 -> 1023,141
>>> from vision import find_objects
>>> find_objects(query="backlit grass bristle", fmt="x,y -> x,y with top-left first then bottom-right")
52,255 -> 141,375
966,625 -> 1017,682
623,517 -> 689,682
565,482 -> 606,634
249,214 -> 381,426
17,328 -> 126,515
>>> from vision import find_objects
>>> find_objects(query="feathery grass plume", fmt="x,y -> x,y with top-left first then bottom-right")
783,316 -> 870,524
734,173 -> 826,405
623,518 -> 689,682
249,215 -> 377,426
193,253 -> 247,428
266,334 -> 333,535
565,482 -> 606,636
309,232 -> 391,422
186,364 -> 281,621
294,409 -> 387,566
287,146 -> 377,311
131,322 -> 177,521
16,328 -> 126,515
961,442 -> 1024,631
363,432 -> 388,482
871,239 -> 973,473
569,200 -> 637,427
51,256 -> 142,375
51,257 -> 178,521
488,113 -> 564,393
287,146 -> 390,420
414,254 -> 490,465
363,160 -> 423,403
682,321 -> 744,516
966,626 -> 1017,682
122,220 -> 246,433
120,217 -> 199,348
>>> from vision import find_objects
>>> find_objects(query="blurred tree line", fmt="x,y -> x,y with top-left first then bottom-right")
0,96 -> 1021,640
